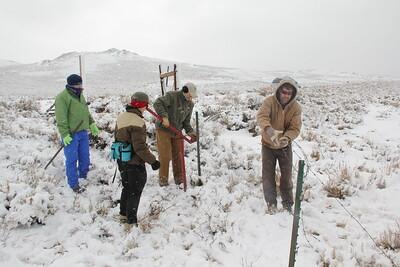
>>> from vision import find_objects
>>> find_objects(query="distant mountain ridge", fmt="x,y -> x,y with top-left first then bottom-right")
0,59 -> 20,67
0,48 -> 270,96
0,48 -> 389,96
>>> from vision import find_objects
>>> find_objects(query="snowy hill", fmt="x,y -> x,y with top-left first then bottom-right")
0,59 -> 20,67
0,48 -> 391,97
0,50 -> 399,266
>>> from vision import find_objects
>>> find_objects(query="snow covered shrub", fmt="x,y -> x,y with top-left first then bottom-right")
377,221 -> 400,251
205,210 -> 228,236
211,125 -> 221,138
48,130 -> 60,145
245,172 -> 261,187
376,177 -> 386,189
122,235 -> 139,259
148,200 -> 163,219
5,187 -> 52,229
323,165 -> 354,199
317,252 -> 331,267
352,256 -> 384,267
2,165 -> 57,229
15,98 -> 40,113
338,165 -> 351,181
95,203 -> 109,217
223,142 -> 246,170
226,175 -> 239,193
138,200 -> 165,232
310,148 -> 321,161
301,130 -> 317,142
202,104 -> 222,119
246,96 -> 261,111
302,183 -> 312,202
384,156 -> 400,175
0,100 -> 9,110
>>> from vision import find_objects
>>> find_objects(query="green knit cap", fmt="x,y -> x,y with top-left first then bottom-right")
131,92 -> 149,103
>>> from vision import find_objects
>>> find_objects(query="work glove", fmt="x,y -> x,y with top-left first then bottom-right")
63,134 -> 73,146
162,117 -> 170,128
265,127 -> 283,145
189,133 -> 197,142
90,123 -> 100,137
278,136 -> 290,147
151,160 -> 161,170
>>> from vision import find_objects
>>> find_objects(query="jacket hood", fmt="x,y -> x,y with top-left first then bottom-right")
272,76 -> 299,106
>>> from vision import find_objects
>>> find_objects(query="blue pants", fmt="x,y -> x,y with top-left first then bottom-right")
63,130 -> 90,189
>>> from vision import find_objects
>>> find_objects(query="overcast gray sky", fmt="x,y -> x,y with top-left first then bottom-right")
1,0 -> 399,77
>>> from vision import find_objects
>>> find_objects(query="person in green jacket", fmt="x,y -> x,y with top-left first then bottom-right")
153,82 -> 198,186
55,74 -> 100,192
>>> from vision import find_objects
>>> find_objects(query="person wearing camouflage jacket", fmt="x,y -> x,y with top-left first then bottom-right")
256,76 -> 302,213
55,74 -> 100,193
114,92 -> 160,227
153,82 -> 198,186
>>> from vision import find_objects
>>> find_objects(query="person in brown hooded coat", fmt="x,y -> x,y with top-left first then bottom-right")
114,92 -> 160,227
256,76 -> 302,213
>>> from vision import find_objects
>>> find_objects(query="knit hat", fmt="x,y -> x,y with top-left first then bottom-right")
67,74 -> 82,86
182,82 -> 197,98
130,92 -> 149,108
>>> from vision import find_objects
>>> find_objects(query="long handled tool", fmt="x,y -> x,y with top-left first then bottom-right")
146,107 -> 194,144
44,120 -> 84,170
146,107 -> 194,191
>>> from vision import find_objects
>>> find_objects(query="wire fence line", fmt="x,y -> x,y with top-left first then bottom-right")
292,141 -> 399,267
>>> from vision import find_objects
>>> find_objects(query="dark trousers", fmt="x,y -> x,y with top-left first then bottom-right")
262,144 -> 293,207
117,161 -> 147,223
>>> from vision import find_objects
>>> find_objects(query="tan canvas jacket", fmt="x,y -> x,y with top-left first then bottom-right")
256,85 -> 302,149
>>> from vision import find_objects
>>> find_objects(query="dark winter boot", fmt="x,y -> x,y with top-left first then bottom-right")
283,203 -> 293,214
124,217 -> 138,231
127,217 -> 137,225
72,185 -> 85,193
266,202 -> 277,214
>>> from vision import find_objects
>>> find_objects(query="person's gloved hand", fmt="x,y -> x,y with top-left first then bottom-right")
63,134 -> 73,146
151,160 -> 161,170
189,133 -> 197,142
90,123 -> 100,137
162,117 -> 170,128
278,136 -> 290,147
265,127 -> 283,144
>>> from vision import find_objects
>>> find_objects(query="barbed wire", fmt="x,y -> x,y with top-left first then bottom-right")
292,140 -> 399,267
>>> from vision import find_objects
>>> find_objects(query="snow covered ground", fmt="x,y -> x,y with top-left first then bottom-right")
0,50 -> 400,266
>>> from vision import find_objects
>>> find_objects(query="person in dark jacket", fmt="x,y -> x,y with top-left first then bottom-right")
153,82 -> 197,186
256,76 -> 302,213
114,92 -> 160,228
55,74 -> 100,193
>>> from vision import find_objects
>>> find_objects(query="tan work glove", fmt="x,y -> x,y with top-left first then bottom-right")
265,127 -> 283,145
278,136 -> 290,147
162,117 -> 170,128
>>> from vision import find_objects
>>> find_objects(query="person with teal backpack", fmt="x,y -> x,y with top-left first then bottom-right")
113,92 -> 160,229
55,74 -> 100,193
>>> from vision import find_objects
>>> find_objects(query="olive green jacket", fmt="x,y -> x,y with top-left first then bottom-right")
153,91 -> 194,135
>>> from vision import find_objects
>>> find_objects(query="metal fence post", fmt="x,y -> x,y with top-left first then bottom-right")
289,160 -> 305,267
